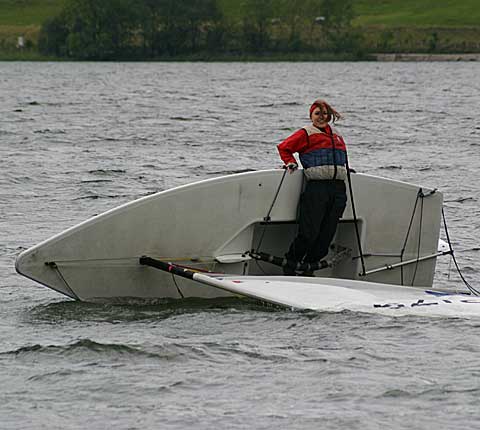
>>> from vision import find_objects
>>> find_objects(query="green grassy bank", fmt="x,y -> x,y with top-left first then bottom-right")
354,0 -> 480,27
354,0 -> 480,54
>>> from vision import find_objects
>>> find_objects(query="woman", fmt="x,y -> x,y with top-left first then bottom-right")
277,99 -> 348,275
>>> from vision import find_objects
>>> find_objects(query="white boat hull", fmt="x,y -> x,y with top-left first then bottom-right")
16,169 -> 444,303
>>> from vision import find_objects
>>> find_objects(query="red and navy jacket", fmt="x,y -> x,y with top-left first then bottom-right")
277,124 -> 347,180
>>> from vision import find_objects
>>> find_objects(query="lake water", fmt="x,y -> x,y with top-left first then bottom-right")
1,61 -> 479,429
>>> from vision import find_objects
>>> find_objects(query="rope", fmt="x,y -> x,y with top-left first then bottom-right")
45,256 -> 143,265
400,190 -> 421,285
345,153 -> 366,276
255,168 -> 288,253
254,259 -> 268,275
442,208 -> 480,296
171,273 -> 185,299
46,262 -> 79,300
45,256 -> 213,266
410,193 -> 424,286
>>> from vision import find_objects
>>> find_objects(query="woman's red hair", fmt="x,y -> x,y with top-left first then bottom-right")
309,99 -> 342,123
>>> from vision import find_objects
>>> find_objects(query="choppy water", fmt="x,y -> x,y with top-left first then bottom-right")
1,61 -> 480,429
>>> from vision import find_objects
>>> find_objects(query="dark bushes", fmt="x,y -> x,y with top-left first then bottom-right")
39,0 -> 361,59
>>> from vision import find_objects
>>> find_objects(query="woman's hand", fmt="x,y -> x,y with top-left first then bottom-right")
284,162 -> 298,173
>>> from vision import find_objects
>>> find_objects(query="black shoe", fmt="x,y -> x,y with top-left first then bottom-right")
300,270 -> 315,277
282,263 -> 297,276
282,265 -> 297,276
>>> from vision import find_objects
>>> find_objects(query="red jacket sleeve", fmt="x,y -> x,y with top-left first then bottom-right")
277,129 -> 308,165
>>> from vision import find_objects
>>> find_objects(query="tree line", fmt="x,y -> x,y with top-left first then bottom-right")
38,0 -> 362,59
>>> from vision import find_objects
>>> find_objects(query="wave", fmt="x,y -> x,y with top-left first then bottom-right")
89,169 -> 126,175
1,339 -> 191,363
28,297 -> 264,324
444,196 -> 476,203
73,194 -> 128,200
0,336 -> 297,365
80,179 -> 113,184
33,129 -> 66,134
379,165 -> 403,170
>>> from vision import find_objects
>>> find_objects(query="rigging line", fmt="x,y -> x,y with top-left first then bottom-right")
401,191 -> 421,256
255,259 -> 268,275
411,193 -> 425,286
400,188 -> 421,285
47,256 -> 214,265
345,153 -> 366,276
441,208 -> 480,296
47,256 -> 141,264
48,263 -> 79,300
448,252 -> 452,281
255,168 -> 288,253
171,273 -> 185,299
352,253 -> 402,259
400,190 -> 421,285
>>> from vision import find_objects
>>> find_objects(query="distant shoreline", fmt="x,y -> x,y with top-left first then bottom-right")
1,52 -> 480,62
374,53 -> 480,61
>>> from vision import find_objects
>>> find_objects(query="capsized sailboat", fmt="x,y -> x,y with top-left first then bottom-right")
15,169 -> 479,315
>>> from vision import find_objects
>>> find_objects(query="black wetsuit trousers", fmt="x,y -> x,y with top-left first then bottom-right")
286,179 -> 347,264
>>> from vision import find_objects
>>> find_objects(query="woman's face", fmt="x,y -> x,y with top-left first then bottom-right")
311,105 -> 329,128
